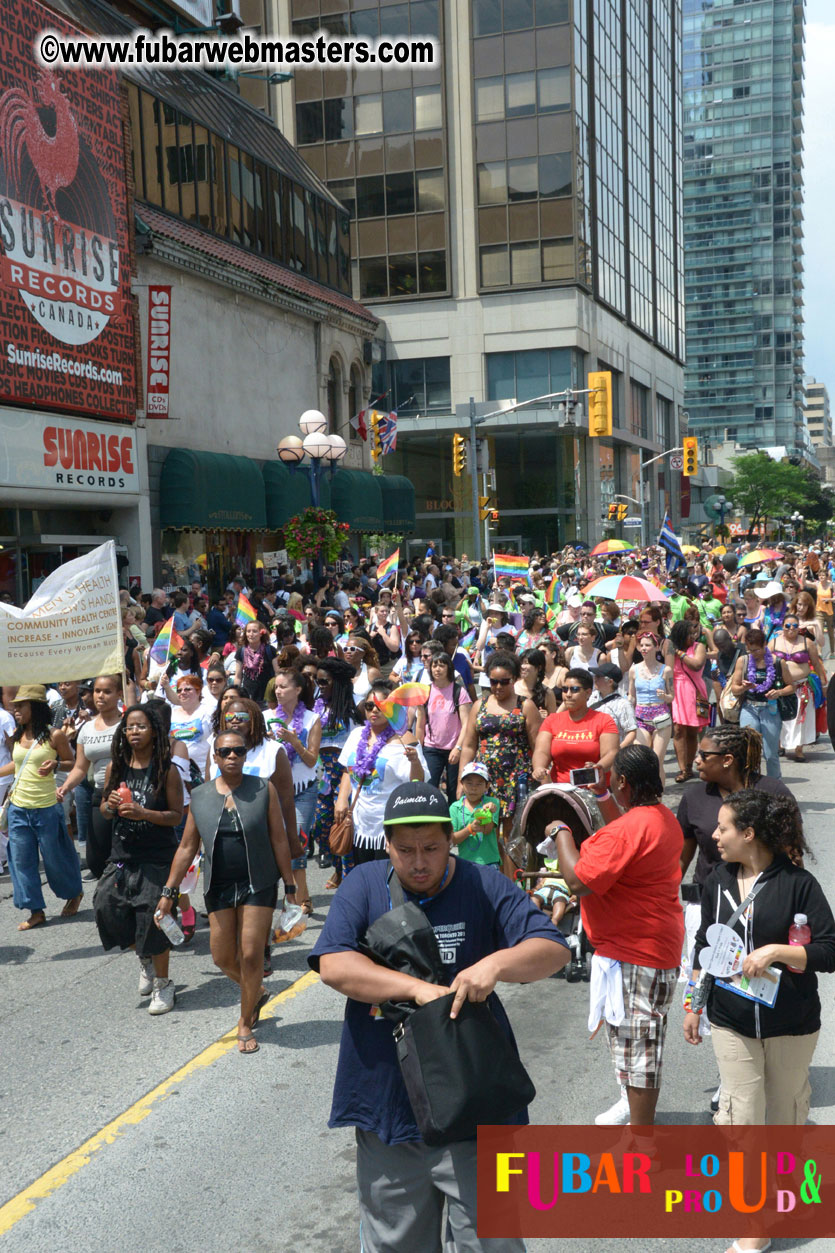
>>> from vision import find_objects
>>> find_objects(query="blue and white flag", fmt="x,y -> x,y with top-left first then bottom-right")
658,512 -> 686,572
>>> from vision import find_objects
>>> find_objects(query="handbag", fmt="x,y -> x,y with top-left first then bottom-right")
718,682 -> 741,723
0,741 -> 39,834
680,652 -> 710,721
327,779 -> 362,858
774,659 -> 798,722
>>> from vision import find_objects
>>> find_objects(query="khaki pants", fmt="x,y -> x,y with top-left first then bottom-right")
711,1026 -> 819,1125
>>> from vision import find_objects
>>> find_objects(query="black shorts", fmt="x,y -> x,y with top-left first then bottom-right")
203,880 -> 278,913
93,861 -> 172,958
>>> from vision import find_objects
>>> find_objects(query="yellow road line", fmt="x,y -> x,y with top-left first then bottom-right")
0,969 -> 320,1236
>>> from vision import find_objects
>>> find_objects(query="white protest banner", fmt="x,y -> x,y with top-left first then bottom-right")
0,541 -> 122,683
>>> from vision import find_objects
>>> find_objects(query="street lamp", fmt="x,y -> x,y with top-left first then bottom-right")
715,494 -> 727,540
791,511 -> 804,541
277,410 -> 346,509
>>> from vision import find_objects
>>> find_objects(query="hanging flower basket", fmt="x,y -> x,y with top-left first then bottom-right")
283,507 -> 350,565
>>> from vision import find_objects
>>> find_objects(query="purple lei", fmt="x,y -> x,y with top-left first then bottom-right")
275,702 -> 306,765
353,721 -> 395,782
746,650 -> 776,694
313,695 -> 327,722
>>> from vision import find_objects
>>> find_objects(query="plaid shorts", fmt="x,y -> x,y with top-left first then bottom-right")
605,962 -> 679,1090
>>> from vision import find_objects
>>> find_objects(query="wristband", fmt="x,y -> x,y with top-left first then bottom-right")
285,883 -> 297,895
595,789 -> 612,803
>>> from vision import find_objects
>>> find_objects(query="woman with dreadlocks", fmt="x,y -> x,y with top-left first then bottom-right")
308,657 -> 363,887
94,704 -> 183,1016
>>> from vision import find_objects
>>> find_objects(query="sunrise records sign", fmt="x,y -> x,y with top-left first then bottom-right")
0,0 -> 136,421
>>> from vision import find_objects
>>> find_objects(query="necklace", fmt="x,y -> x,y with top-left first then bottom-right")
353,721 -> 395,781
746,650 -> 775,694
275,701 -> 305,765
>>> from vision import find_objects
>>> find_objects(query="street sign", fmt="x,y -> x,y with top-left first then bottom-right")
670,454 -> 684,471
623,516 -> 642,527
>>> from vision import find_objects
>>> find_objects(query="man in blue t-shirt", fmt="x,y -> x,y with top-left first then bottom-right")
310,783 -> 567,1253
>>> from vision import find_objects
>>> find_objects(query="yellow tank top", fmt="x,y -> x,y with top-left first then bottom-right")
11,738 -> 58,809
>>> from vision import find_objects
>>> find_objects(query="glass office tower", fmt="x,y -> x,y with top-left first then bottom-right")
682,0 -> 806,453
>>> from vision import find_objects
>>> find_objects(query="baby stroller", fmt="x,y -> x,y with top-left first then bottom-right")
512,783 -> 605,983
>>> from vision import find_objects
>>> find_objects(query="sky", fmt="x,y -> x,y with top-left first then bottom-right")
801,0 -> 835,386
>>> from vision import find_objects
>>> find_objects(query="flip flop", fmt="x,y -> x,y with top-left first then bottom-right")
325,875 -> 341,890
18,912 -> 47,931
730,1242 -> 770,1253
251,990 -> 270,1029
237,1033 -> 259,1055
61,893 -> 83,917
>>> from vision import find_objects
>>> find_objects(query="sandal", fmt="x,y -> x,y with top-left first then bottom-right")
179,905 -> 196,943
251,989 -> 270,1029
674,771 -> 693,784
237,1032 -> 259,1055
325,874 -> 341,890
18,911 -> 47,931
793,750 -> 805,763
301,898 -> 314,916
61,893 -> 83,917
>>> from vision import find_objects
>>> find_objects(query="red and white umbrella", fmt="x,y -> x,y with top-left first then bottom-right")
583,574 -> 670,602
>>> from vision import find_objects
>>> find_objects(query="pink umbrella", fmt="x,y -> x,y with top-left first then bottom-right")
583,574 -> 670,602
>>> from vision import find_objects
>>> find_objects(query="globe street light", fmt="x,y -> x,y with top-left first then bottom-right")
276,411 -> 348,579
791,510 -> 804,541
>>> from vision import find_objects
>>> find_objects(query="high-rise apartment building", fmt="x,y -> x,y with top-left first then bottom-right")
682,0 -> 806,455
276,0 -> 686,553
804,377 -> 832,448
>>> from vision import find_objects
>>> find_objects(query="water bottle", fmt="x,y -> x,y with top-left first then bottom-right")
156,910 -> 185,946
787,912 -> 811,973
117,782 -> 132,805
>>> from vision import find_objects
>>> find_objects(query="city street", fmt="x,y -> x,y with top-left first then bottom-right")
1,743 -> 834,1253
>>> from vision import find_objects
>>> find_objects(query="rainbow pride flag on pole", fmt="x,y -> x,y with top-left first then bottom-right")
493,552 -> 529,581
149,616 -> 183,665
235,592 -> 257,627
545,573 -> 560,606
376,547 -> 400,586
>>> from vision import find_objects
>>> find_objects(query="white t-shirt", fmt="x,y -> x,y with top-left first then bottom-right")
207,737 -> 286,781
265,707 -> 320,792
170,706 -> 213,778
77,718 -> 120,790
338,727 -> 427,850
0,708 -> 15,800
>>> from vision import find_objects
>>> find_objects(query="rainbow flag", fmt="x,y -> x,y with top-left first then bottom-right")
493,552 -> 529,581
235,592 -> 257,626
149,616 -> 183,665
545,574 -> 560,606
458,626 -> 477,653
376,547 -> 399,586
373,682 -> 430,737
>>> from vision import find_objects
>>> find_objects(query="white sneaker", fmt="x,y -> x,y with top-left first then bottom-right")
595,1088 -> 631,1125
148,977 -> 175,1015
138,956 -> 154,997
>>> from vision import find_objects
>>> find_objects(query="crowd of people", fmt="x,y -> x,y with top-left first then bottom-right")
4,535 -> 835,1253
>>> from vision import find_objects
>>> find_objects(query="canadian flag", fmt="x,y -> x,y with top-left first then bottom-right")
350,408 -> 368,441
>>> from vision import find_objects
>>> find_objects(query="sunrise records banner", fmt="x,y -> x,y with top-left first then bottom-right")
145,285 -> 171,416
0,0 -> 137,421
0,541 -> 122,683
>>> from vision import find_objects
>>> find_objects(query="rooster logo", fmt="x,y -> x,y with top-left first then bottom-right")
0,68 -> 79,218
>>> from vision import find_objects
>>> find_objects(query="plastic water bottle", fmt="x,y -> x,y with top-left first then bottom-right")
117,782 -> 132,805
787,913 -> 811,973
156,910 -> 185,946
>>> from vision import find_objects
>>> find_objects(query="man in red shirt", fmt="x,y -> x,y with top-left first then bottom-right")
554,744 -> 684,1128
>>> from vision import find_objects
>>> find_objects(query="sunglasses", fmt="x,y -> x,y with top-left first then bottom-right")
695,749 -> 724,760
216,745 -> 246,758
560,685 -> 584,694
364,701 -> 382,712
344,645 -> 362,653
224,711 -> 251,722
784,622 -> 799,628
489,677 -> 512,687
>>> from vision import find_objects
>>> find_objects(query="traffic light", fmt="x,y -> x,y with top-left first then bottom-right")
452,433 -> 467,477
607,502 -> 618,520
683,436 -> 698,476
479,495 -> 493,521
618,503 -> 628,521
587,371 -> 613,438
370,410 -> 382,462
489,510 -> 499,524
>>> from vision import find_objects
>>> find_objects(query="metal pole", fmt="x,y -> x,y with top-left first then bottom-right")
639,469 -> 646,552
469,396 -> 481,562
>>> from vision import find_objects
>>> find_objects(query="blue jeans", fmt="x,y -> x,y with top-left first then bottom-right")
292,781 -> 318,868
740,701 -> 782,778
74,777 -> 94,845
424,747 -> 459,797
7,802 -> 83,912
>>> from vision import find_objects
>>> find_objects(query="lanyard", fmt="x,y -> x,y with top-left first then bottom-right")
387,860 -> 451,909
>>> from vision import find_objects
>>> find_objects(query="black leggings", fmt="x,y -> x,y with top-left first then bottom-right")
86,791 -> 113,879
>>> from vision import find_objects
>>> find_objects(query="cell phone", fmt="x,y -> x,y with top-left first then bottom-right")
569,766 -> 601,787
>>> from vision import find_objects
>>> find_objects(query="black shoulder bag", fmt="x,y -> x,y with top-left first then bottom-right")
361,866 -> 536,1146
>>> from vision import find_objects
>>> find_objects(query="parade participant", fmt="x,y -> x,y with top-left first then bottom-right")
415,651 -> 472,794
814,565 -> 834,658
540,638 -> 568,697
793,588 -> 825,652
771,615 -> 825,763
309,659 -> 362,886
670,619 -> 709,782
392,631 -> 426,684
57,675 -> 124,879
310,781 -> 567,1253
234,621 -> 279,705
557,600 -> 616,650
333,680 -> 426,866
168,676 -> 213,781
516,606 -> 551,651
450,761 -> 502,869
516,648 -> 558,719
458,652 -> 539,843
556,745 -> 684,1127
532,669 -> 619,786
684,790 -> 835,1253
629,631 -> 674,786
589,662 -> 637,746
565,622 -> 602,673
473,602 -> 511,666
730,628 -> 795,778
368,601 -> 402,678
96,705 -> 183,1015
432,623 -> 477,699
157,731 -> 296,1053
756,580 -> 787,641
323,610 -> 348,651
1,686 -> 81,930
344,634 -> 381,705
271,668 -> 321,911
740,587 -> 764,638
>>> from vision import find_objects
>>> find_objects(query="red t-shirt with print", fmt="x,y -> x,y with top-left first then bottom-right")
540,708 -> 618,783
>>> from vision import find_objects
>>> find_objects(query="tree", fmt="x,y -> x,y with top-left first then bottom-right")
724,453 -> 807,539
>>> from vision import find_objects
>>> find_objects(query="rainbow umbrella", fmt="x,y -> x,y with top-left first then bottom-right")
583,574 -> 669,603
738,549 -> 783,568
590,539 -> 636,556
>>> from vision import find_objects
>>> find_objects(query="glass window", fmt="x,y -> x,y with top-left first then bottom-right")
356,175 -> 386,218
486,352 -> 515,399
296,101 -> 323,145
473,0 -> 501,37
503,0 -> 534,31
384,90 -> 413,134
535,0 -> 568,23
328,178 -> 356,219
542,237 -> 573,281
380,3 -> 409,35
510,241 -> 540,284
290,182 -> 306,271
506,72 -> 536,118
475,77 -> 504,122
539,153 -> 571,198
516,348 -> 549,397
410,0 -> 440,36
351,8 -> 379,37
480,244 -> 509,286
389,254 -> 418,296
418,250 -> 447,292
424,357 -> 451,410
478,162 -> 507,205
507,157 -> 538,201
324,97 -> 353,141
226,144 -> 243,243
385,171 -> 415,215
359,257 -> 388,298
537,66 -> 569,112
416,168 -> 445,212
355,94 -> 383,135
414,86 -> 442,130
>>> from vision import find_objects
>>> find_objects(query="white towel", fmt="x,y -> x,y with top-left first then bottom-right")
588,954 -> 625,1033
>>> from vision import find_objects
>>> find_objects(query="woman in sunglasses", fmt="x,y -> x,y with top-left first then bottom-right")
532,667 -> 619,787
343,634 -> 381,707
156,731 -> 296,1055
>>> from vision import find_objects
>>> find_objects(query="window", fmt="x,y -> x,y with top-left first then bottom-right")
323,97 -> 353,141
486,347 -> 573,401
296,101 -> 323,145
389,254 -> 418,296
384,90 -> 413,134
388,357 -> 451,414
478,162 -> 507,205
506,73 -> 536,118
475,77 -> 504,122
480,244 -> 510,286
539,153 -> 572,198
355,94 -> 383,136
414,86 -> 442,131
507,158 -> 538,201
538,66 -> 570,113
473,0 -> 501,36
386,171 -> 415,216
359,257 -> 388,298
357,175 -> 386,218
419,250 -> 447,292
165,143 -> 211,185
542,237 -> 573,281
503,0 -> 534,31
416,168 -> 445,212
511,241 -> 540,283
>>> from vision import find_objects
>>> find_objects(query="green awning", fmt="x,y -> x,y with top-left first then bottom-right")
263,463 -> 331,528
159,451 -> 267,528
330,468 -> 384,532
378,474 -> 416,533
160,449 -> 267,530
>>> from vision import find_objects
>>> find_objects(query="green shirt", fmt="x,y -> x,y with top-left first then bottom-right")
670,594 -> 690,622
450,795 -> 502,866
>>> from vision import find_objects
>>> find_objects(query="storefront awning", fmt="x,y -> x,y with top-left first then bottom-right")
262,463 -> 331,528
160,449 -> 267,530
330,468 -> 384,533
378,474 -> 416,534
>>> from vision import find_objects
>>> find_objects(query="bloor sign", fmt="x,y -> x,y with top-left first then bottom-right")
0,0 -> 136,420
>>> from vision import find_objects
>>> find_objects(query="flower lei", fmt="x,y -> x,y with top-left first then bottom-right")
353,720 -> 395,783
746,650 -> 776,695
275,701 -> 306,765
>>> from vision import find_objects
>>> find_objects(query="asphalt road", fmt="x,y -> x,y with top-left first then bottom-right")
2,739 -> 835,1253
